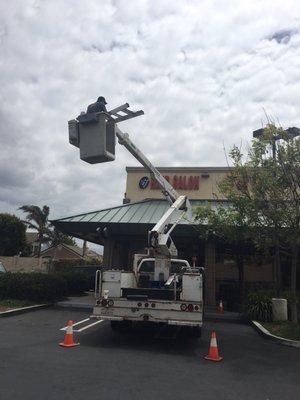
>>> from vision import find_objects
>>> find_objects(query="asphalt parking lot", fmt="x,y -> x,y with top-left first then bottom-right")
0,308 -> 299,400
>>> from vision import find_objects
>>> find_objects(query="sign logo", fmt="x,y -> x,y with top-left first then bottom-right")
139,176 -> 150,189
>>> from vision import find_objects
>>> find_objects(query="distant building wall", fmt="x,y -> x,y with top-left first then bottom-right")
215,260 -> 275,282
0,256 -> 48,272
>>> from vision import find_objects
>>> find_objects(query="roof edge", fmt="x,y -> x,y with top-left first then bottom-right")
51,199 -> 230,224
40,243 -> 84,257
126,166 -> 233,172
50,199 -> 159,223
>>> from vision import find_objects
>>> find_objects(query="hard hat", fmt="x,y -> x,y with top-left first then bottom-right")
97,96 -> 107,104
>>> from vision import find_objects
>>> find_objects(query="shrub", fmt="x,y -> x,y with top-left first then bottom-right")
50,259 -> 85,270
52,271 -> 89,295
50,264 -> 101,290
244,292 -> 272,322
0,272 -> 67,302
0,271 -> 88,303
50,258 -> 102,271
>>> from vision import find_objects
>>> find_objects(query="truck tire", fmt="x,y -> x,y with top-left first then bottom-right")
190,326 -> 202,338
110,321 -> 121,331
110,320 -> 132,332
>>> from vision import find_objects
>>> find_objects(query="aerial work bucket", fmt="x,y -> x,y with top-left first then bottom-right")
69,98 -> 144,165
68,113 -> 115,164
79,113 -> 115,164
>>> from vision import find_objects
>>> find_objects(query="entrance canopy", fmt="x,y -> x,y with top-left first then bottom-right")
52,199 -> 230,245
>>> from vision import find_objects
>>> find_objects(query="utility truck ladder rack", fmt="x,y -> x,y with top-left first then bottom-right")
108,103 -> 144,123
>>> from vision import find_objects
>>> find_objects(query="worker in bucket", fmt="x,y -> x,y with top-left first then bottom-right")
86,96 -> 107,114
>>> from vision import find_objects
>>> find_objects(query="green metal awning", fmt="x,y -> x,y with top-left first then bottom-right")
52,199 -> 230,245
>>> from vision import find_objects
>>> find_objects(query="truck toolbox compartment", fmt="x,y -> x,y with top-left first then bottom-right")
122,287 -> 180,300
126,295 -> 149,301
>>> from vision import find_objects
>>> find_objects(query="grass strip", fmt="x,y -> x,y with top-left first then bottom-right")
262,321 -> 300,341
0,299 -> 36,311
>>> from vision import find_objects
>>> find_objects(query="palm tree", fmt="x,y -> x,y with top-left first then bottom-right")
48,226 -> 75,247
19,205 -> 51,257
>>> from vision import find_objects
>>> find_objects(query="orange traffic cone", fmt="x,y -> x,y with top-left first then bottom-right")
205,331 -> 223,362
218,300 -> 224,314
59,320 -> 79,348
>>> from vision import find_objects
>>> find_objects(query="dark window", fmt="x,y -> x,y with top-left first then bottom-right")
170,262 -> 186,274
139,261 -> 154,273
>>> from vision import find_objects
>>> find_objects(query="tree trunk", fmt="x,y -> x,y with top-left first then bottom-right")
37,232 -> 42,258
274,244 -> 281,296
290,245 -> 298,323
236,255 -> 245,309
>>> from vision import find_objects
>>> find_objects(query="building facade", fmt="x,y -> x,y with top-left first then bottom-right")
124,166 -> 230,203
53,166 -> 275,308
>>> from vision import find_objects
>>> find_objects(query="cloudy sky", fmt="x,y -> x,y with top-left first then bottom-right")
1,0 -> 300,224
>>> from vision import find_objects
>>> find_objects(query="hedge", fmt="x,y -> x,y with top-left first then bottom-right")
55,271 -> 90,295
0,271 -> 89,303
50,258 -> 102,270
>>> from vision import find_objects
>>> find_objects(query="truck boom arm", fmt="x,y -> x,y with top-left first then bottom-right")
114,123 -> 191,257
115,126 -> 179,205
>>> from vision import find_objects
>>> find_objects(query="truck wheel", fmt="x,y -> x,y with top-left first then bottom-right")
110,320 -> 132,332
110,321 -> 121,331
190,326 -> 202,338
120,320 -> 133,332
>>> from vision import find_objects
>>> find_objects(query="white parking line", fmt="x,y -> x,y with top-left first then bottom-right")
60,318 -> 104,332
76,320 -> 104,332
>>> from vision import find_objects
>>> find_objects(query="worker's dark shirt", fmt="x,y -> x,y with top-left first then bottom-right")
87,101 -> 107,113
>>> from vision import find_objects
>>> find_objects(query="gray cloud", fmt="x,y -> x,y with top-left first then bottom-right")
270,30 -> 296,44
1,0 -> 300,225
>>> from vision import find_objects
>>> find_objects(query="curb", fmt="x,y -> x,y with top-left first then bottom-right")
0,304 -> 52,318
251,320 -> 300,348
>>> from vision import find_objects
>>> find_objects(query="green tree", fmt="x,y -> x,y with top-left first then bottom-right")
274,130 -> 300,322
48,226 -> 76,247
196,205 -> 256,306
0,213 -> 27,256
19,205 -> 51,257
204,124 -> 299,322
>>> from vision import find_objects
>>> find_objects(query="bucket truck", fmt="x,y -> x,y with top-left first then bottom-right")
67,100 -> 204,336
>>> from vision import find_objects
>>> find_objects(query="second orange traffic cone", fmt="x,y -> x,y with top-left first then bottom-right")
218,300 -> 224,314
59,320 -> 79,348
205,331 -> 223,361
